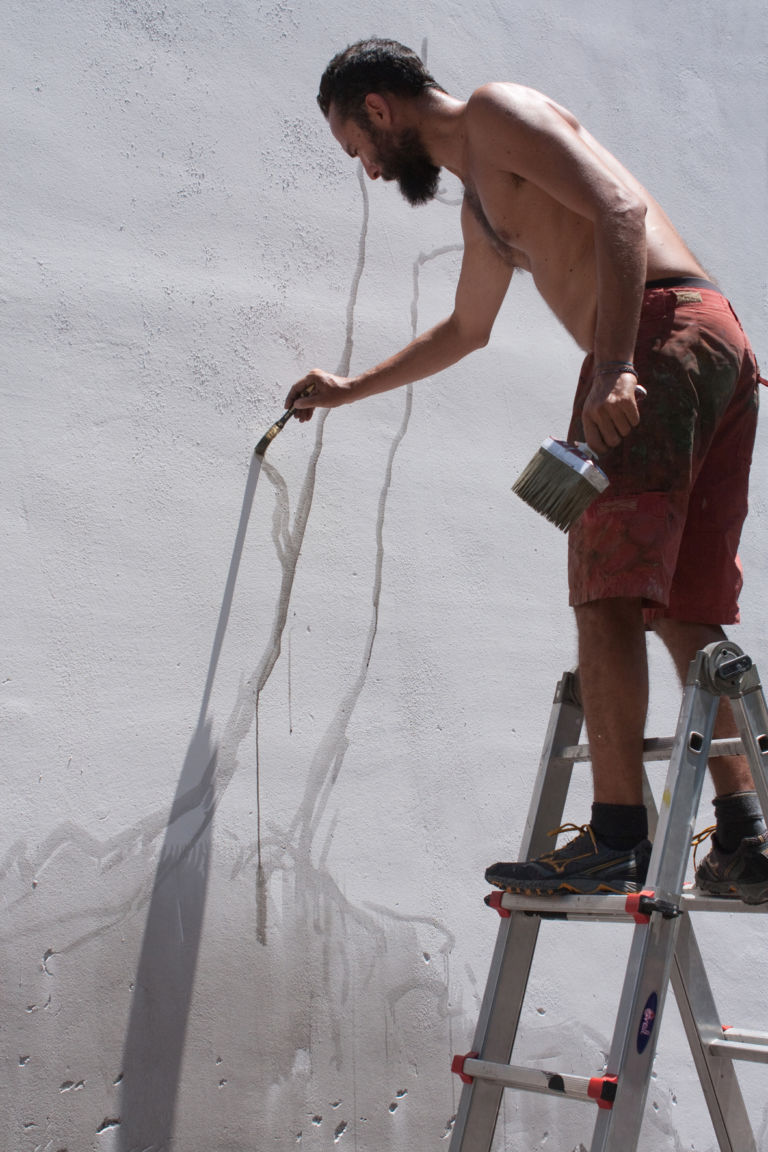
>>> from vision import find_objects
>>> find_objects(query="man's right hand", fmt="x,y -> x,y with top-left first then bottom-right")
285,370 -> 353,422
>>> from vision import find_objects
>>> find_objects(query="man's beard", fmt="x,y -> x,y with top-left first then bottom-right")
367,122 -> 441,206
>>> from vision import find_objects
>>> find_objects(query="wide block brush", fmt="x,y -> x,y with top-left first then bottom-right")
513,437 -> 609,532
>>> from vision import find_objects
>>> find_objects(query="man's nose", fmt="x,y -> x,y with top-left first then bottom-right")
361,157 -> 380,180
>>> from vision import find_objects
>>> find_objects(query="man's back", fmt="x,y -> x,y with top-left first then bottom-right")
458,82 -> 707,349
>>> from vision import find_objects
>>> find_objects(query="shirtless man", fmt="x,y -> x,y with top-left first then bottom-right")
286,39 -> 768,901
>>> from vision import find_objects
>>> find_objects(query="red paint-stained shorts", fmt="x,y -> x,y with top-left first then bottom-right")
568,281 -> 761,624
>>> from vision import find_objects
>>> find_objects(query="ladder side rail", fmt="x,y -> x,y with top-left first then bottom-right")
643,750 -> 753,1148
519,670 -> 585,859
449,672 -> 584,1152
670,914 -> 757,1152
647,655 -> 723,901
448,914 -> 542,1152
591,656 -> 721,1151
469,668 -> 584,1049
729,665 -> 768,823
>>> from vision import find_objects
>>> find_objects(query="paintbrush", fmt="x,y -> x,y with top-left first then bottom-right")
512,437 -> 609,532
254,384 -> 315,458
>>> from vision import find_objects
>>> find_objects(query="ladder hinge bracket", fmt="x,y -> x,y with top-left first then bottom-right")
451,1051 -> 479,1084
626,889 -> 682,923
588,1074 -> 618,1109
485,891 -> 511,918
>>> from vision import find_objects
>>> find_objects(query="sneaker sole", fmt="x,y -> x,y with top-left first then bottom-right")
696,878 -> 768,905
486,876 -> 643,896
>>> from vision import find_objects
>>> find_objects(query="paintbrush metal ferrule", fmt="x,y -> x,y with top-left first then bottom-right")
254,384 -> 315,458
254,407 -> 296,457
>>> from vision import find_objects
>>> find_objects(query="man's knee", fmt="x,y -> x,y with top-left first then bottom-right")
652,616 -> 727,647
651,617 -> 728,679
575,596 -> 644,629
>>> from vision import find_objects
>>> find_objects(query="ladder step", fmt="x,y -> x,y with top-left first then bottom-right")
557,735 -> 745,764
709,1029 -> 768,1064
492,889 -> 768,919
452,1053 -> 617,1108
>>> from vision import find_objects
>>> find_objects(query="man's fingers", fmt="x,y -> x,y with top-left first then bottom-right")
584,422 -> 615,455
286,380 -> 311,409
286,371 -> 353,414
293,382 -> 317,408
584,405 -> 632,453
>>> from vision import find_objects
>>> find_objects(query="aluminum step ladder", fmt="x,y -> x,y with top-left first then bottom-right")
450,641 -> 768,1152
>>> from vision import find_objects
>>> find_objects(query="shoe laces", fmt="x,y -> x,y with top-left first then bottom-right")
691,824 -> 716,869
547,822 -> 596,848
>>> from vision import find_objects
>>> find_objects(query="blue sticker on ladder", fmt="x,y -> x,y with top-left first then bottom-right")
637,992 -> 658,1054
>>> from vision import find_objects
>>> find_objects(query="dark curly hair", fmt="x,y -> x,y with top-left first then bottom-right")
317,39 -> 444,123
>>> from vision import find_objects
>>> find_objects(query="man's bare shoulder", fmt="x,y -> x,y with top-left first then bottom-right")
466,82 -> 552,116
465,82 -> 581,135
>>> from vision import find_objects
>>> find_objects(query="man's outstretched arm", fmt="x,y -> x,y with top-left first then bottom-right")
285,201 -> 514,419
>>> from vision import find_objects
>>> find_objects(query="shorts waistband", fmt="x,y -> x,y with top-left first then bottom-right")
644,276 -> 722,294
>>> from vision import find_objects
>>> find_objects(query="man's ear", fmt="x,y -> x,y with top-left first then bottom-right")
363,92 -> 393,128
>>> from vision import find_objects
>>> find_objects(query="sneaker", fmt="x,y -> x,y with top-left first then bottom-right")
485,822 -> 652,896
692,826 -> 768,905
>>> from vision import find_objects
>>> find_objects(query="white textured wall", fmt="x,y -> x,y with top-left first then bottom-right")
2,2 -> 767,1150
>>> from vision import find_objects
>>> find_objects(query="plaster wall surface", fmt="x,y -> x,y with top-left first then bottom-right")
2,2 -> 767,1150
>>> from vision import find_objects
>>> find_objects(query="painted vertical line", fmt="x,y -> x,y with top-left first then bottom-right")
288,626 -> 293,735
255,693 -> 268,946
255,692 -> 261,872
290,235 -> 462,851
338,164 -> 371,376
253,163 -> 370,938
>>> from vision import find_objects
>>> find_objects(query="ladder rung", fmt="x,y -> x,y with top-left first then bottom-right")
681,888 -> 768,913
496,889 -> 768,919
556,735 -> 745,764
453,1054 -> 617,1107
709,1029 -> 768,1063
497,891 -> 639,921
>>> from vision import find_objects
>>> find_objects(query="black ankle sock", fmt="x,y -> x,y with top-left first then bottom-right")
590,802 -> 648,851
713,791 -> 766,853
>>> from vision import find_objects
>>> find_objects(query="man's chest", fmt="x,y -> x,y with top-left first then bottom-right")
464,166 -> 582,269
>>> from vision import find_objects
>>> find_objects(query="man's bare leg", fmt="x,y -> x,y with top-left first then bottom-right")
651,618 -> 754,795
485,595 -> 652,892
651,618 -> 768,902
574,597 -> 648,806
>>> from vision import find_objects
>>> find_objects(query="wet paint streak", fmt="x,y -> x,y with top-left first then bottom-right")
252,165 -> 372,941
289,239 -> 463,856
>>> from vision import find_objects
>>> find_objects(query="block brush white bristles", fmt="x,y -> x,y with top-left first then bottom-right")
513,437 -> 609,531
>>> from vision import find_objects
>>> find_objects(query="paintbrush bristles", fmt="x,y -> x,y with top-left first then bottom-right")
513,438 -> 609,532
254,383 -> 315,458
254,409 -> 294,457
